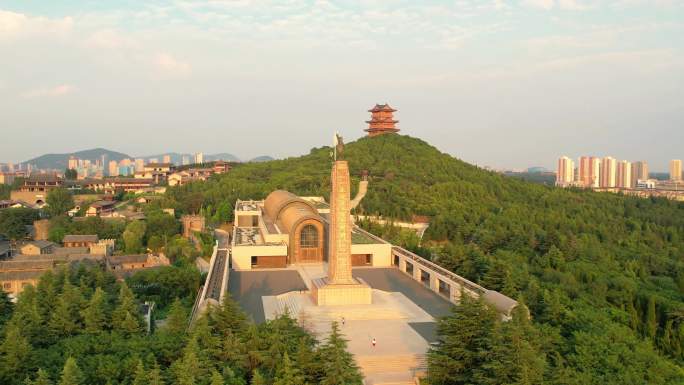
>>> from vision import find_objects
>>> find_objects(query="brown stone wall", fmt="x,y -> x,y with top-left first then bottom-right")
253,256 -> 287,269
33,220 -> 50,241
351,254 -> 372,266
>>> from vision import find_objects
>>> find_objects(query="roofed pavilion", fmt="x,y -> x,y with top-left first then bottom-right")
365,103 -> 400,137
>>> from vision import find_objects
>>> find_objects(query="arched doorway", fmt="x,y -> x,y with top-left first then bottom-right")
297,224 -> 322,263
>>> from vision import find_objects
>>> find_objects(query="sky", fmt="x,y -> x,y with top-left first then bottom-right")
0,0 -> 682,170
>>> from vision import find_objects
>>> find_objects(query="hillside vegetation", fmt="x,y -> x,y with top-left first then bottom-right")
166,134 -> 684,384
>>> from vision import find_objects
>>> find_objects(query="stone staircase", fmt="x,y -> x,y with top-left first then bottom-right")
357,354 -> 426,385
275,292 -> 302,317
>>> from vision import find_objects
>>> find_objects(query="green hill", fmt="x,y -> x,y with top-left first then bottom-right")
166,134 -> 684,383
22,148 -> 131,170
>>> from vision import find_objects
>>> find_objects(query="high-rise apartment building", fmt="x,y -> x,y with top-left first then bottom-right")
556,156 -> 574,185
631,161 -> 648,186
68,156 -> 78,170
600,157 -> 617,188
616,160 -> 631,188
108,160 -> 118,177
163,154 -> 171,164
670,159 -> 682,181
182,155 -> 190,166
135,158 -> 145,172
579,156 -> 601,188
195,152 -> 204,165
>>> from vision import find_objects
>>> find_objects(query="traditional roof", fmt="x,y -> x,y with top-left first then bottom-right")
23,240 -> 55,249
63,234 -> 99,244
108,254 -> 149,264
26,174 -> 62,183
0,270 -> 46,281
368,103 -> 397,113
90,200 -> 117,208
53,247 -> 90,255
0,260 -> 55,271
145,163 -> 174,168
0,242 -> 10,255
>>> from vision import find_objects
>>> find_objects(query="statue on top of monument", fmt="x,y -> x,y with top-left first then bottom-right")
333,132 -> 345,161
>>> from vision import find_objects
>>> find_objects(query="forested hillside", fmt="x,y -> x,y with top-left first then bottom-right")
0,264 -> 361,385
166,134 -> 684,384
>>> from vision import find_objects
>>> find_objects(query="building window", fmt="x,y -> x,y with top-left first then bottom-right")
2,282 -> 10,290
300,225 -> 319,248
251,256 -> 258,267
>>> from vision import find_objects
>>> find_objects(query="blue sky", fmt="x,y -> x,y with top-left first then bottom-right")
0,0 -> 682,169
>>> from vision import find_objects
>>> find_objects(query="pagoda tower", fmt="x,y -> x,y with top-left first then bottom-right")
365,103 -> 400,137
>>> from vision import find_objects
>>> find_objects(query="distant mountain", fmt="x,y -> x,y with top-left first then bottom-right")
139,152 -> 241,164
249,156 -> 275,163
22,148 -> 131,170
205,153 -> 241,162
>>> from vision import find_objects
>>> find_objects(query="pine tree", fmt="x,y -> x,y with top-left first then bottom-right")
165,298 -> 188,334
250,370 -> 266,385
0,324 -> 32,384
273,352 -> 305,385
0,290 -> 13,327
475,304 -> 545,385
25,369 -> 52,385
209,295 -> 248,336
148,362 -> 165,385
210,370 -> 225,385
175,337 -> 202,385
646,296 -> 658,340
319,322 -> 363,385
112,282 -> 141,334
428,293 -> 498,385
49,280 -> 83,337
81,287 -> 107,334
132,359 -> 147,385
58,358 -> 83,385
7,285 -> 44,344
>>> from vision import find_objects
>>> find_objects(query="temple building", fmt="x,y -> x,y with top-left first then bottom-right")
365,103 -> 400,137
231,191 -> 392,270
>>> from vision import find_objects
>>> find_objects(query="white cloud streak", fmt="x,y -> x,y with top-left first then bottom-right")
21,84 -> 76,99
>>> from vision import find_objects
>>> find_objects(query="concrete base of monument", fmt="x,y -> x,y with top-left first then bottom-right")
310,277 -> 372,306
262,288 -> 433,385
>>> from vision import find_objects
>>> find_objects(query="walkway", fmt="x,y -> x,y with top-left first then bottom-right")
228,269 -> 307,323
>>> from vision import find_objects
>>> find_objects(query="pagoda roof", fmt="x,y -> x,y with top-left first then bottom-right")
368,103 -> 397,112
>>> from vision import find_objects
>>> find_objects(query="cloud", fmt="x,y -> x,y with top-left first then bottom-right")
0,10 -> 73,40
154,53 -> 191,76
522,0 -> 555,9
21,84 -> 76,99
521,0 -> 591,10
84,29 -> 139,49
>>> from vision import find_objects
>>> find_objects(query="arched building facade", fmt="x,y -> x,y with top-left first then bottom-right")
231,190 -> 392,270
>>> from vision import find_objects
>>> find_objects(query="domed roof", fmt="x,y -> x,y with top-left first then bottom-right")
263,190 -> 322,234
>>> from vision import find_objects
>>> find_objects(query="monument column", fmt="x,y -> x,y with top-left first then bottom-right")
328,160 -> 355,285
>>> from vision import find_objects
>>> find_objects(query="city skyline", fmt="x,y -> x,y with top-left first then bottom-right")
1,1 -> 683,170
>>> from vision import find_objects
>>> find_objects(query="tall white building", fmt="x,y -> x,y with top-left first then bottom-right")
135,158 -> 145,172
616,160 -> 632,188
195,152 -> 204,165
108,160 -> 118,177
579,156 -> 601,188
670,159 -> 682,181
182,155 -> 190,165
631,161 -> 648,186
600,157 -> 617,188
556,156 -> 574,186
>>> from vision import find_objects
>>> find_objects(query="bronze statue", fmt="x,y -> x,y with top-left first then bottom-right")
334,133 -> 345,160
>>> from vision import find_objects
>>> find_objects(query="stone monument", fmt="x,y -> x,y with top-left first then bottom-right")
311,135 -> 372,305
